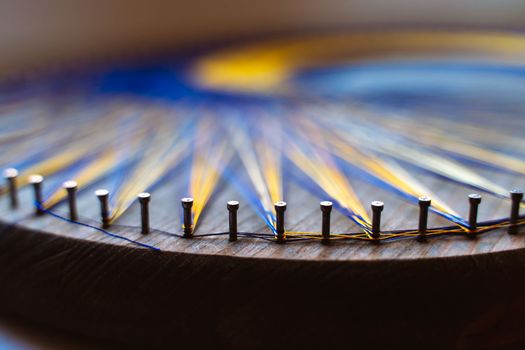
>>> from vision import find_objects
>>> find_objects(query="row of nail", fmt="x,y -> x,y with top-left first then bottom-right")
3,168 -> 524,242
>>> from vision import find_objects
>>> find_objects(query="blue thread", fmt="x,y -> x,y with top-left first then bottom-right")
36,202 -> 160,251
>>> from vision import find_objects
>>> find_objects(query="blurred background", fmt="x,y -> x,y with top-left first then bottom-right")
1,0 -> 525,76
1,0 -> 525,348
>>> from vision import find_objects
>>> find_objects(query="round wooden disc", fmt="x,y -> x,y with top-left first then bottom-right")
1,29 -> 525,348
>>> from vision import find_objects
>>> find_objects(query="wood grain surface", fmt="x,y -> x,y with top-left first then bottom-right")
1,150 -> 523,260
0,145 -> 524,349
1,11 -> 525,348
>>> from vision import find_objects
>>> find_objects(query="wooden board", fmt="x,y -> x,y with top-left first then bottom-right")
2,154 -> 523,260
1,29 -> 525,349
0,133 -> 524,350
